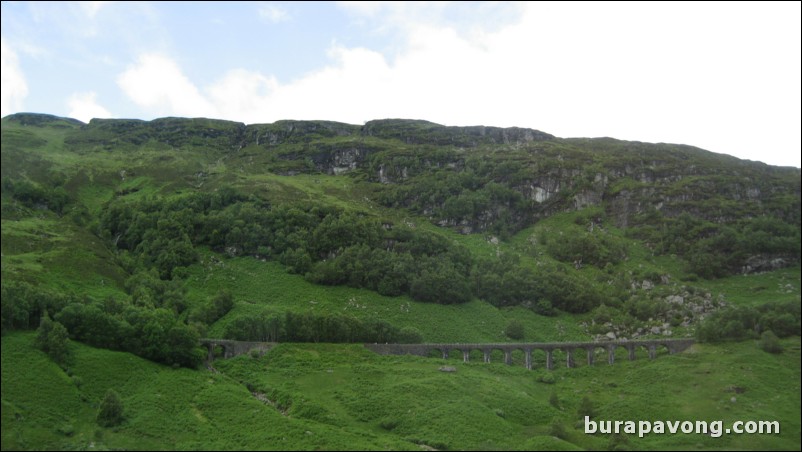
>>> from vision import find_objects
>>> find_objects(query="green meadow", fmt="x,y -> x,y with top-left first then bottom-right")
2,114 -> 800,450
2,332 -> 799,450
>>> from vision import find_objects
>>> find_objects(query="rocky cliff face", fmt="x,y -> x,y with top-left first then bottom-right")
66,117 -> 556,153
245,120 -> 358,147
5,113 -> 799,273
52,116 -> 248,154
361,119 -> 554,146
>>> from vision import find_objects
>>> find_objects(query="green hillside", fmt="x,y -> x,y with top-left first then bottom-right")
2,113 -> 800,450
3,333 -> 800,450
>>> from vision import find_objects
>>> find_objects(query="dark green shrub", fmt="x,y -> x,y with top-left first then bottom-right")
505,320 -> 525,340
577,396 -> 595,419
97,389 -> 124,427
35,316 -> 70,365
759,330 -> 783,354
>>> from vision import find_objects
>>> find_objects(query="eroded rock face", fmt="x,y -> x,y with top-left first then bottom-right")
518,177 -> 562,203
329,147 -> 367,174
5,112 -> 84,127
44,116 -> 800,269
574,190 -> 603,210
361,119 -> 554,147
246,120 -> 358,147
742,255 -> 791,274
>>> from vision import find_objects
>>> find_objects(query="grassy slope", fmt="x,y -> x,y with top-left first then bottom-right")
2,332 -> 800,450
189,250 -> 587,343
2,115 -> 801,450
1,333 -> 414,451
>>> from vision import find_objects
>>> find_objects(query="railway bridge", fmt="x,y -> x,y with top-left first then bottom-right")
200,338 -> 695,370
200,338 -> 275,361
364,338 -> 695,370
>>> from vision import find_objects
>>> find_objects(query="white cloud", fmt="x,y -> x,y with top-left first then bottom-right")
249,45 -> 393,123
80,1 -> 111,19
16,41 -> 49,59
258,4 -> 289,23
1,37 -> 28,117
117,53 -> 216,117
113,3 -> 800,167
326,2 -> 799,167
67,91 -> 111,122
207,69 -> 278,121
336,1 -> 384,17
337,1 -> 524,42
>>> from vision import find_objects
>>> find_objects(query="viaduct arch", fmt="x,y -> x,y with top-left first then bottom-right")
364,339 -> 695,370
199,338 -> 694,370
200,338 -> 275,361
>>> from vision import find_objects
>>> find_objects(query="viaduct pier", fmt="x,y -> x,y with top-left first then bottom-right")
200,338 -> 695,370
364,339 -> 695,370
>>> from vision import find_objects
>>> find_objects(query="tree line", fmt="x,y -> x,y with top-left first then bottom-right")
2,281 -> 204,367
224,310 -> 423,344
695,300 -> 800,343
98,190 -> 619,312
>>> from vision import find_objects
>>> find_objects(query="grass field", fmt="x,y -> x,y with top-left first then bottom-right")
2,114 -> 800,450
2,332 -> 800,450
186,249 -> 588,343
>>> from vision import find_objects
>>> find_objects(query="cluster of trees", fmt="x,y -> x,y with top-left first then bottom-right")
542,226 -> 628,269
2,178 -> 71,215
99,191 -> 475,304
35,315 -> 70,365
306,233 -> 473,304
2,281 -> 71,332
191,290 -> 234,325
224,310 -> 423,344
4,274 -> 428,368
100,188 -> 659,317
656,213 -> 800,279
374,157 -> 533,238
99,190 -> 620,312
3,281 -> 205,368
56,301 -> 204,368
473,253 -> 609,314
695,300 -> 800,343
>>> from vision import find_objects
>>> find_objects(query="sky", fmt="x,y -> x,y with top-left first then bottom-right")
1,1 -> 800,168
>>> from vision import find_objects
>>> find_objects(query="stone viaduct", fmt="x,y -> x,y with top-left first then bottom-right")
364,338 -> 695,370
199,338 -> 694,369
200,338 -> 276,361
